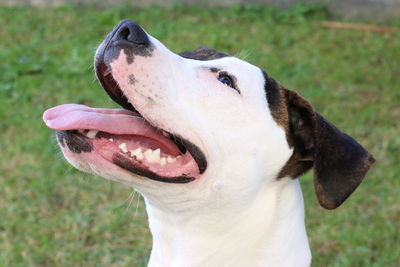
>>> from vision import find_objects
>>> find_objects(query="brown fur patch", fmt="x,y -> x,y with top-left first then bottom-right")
265,82 -> 375,209
262,71 -> 289,132
275,88 -> 323,180
311,113 -> 376,209
179,46 -> 229,61
270,86 -> 290,132
262,74 -> 314,179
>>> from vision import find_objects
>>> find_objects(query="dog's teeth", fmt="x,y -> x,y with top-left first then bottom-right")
118,143 -> 128,153
86,130 -> 98,138
153,149 -> 161,160
160,157 -> 167,166
167,156 -> 176,163
130,148 -> 143,157
78,129 -> 85,134
136,153 -> 144,160
109,138 -> 114,142
144,149 -> 154,162
144,149 -> 162,163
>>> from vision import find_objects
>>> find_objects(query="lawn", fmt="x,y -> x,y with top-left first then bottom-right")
0,4 -> 399,266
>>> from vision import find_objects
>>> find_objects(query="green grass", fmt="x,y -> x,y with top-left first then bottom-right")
0,4 -> 399,266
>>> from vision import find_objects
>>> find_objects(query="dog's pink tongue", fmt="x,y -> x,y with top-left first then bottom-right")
43,104 -> 160,137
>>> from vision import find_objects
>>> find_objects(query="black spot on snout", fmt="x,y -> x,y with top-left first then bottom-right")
56,130 -> 93,153
112,153 -> 195,183
128,74 -> 137,85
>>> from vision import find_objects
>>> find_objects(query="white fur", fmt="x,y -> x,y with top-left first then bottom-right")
59,33 -> 311,266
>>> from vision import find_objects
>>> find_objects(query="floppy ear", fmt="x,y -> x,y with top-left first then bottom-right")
285,90 -> 375,209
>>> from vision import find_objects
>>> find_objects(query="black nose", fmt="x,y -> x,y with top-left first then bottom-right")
114,20 -> 149,46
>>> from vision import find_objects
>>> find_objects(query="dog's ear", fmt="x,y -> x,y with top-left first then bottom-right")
284,89 -> 375,209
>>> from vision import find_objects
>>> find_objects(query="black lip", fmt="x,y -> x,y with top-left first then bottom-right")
57,130 -> 93,153
175,135 -> 207,174
112,153 -> 195,184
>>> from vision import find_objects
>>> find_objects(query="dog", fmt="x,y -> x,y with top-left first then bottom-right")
43,20 -> 375,266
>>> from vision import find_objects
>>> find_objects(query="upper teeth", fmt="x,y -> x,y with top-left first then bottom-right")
130,147 -> 142,157
86,130 -> 99,139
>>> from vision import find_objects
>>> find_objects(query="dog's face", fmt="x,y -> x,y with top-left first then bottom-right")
43,21 -> 374,210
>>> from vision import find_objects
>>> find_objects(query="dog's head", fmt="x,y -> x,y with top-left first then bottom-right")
43,20 -> 374,210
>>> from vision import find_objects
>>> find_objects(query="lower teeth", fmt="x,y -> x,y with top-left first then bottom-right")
117,142 -> 178,165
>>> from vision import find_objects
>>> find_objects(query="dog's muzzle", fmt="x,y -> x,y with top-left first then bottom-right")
43,20 -> 207,184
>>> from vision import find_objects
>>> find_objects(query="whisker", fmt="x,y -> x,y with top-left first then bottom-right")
134,191 -> 141,218
124,189 -> 136,216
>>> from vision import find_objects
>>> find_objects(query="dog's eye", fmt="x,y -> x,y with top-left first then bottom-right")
218,75 -> 233,87
218,73 -> 238,93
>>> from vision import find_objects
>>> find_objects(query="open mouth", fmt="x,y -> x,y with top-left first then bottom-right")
42,59 -> 207,184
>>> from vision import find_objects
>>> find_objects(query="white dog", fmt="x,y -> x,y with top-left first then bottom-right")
43,20 -> 375,267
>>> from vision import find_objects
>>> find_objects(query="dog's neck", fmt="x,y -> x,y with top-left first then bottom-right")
144,179 -> 311,267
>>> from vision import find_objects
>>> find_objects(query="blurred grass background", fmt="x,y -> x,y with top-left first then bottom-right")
0,4 -> 399,266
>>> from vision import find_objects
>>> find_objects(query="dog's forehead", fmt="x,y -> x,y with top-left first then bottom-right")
179,47 -> 262,77
179,46 -> 229,61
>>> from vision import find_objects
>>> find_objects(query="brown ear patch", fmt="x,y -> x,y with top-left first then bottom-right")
276,88 -> 315,179
262,71 -> 289,132
262,72 -> 315,178
263,77 -> 375,209
312,113 -> 375,209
